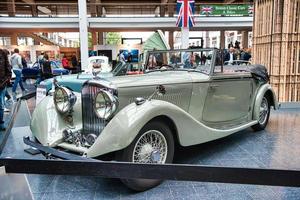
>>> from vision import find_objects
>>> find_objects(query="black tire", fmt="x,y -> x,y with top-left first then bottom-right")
252,96 -> 271,131
116,121 -> 174,191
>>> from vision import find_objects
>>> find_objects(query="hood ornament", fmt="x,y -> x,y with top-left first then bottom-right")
92,64 -> 102,79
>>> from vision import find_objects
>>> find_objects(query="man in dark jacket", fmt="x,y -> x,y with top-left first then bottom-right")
224,47 -> 237,65
41,54 -> 53,80
0,49 -> 12,130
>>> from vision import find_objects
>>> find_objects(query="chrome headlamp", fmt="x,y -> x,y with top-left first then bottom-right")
94,90 -> 118,120
54,87 -> 77,114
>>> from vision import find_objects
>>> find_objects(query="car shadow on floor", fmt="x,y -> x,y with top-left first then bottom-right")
173,128 -> 261,165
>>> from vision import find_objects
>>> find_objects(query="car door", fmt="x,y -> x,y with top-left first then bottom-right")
202,73 -> 254,128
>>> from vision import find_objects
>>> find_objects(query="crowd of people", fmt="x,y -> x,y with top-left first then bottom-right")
225,40 -> 252,64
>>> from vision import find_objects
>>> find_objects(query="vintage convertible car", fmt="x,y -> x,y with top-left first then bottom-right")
28,48 -> 279,191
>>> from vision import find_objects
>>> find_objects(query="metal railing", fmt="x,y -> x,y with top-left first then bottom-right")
0,2 -> 253,18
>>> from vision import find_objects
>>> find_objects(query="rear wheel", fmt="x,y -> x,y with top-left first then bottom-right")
116,121 -> 174,191
252,96 -> 270,131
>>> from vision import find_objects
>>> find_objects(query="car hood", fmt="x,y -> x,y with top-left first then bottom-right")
40,72 -> 113,92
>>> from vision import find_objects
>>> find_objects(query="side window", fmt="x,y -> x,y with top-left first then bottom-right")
213,50 -> 250,74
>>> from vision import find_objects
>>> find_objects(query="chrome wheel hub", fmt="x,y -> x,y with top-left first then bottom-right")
132,130 -> 168,164
258,97 -> 269,124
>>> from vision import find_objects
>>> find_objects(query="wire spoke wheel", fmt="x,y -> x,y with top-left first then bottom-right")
252,95 -> 270,131
117,121 -> 174,191
258,97 -> 269,125
132,130 -> 168,164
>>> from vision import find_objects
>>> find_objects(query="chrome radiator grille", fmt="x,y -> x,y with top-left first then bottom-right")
82,83 -> 106,136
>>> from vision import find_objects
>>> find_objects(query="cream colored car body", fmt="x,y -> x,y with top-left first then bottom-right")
31,67 -> 279,157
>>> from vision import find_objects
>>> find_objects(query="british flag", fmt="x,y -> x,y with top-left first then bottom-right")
248,5 -> 254,14
200,6 -> 213,15
176,0 -> 195,28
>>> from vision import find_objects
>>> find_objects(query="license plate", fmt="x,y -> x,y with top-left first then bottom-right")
36,85 -> 47,106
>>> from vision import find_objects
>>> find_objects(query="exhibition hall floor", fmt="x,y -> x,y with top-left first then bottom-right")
1,100 -> 300,200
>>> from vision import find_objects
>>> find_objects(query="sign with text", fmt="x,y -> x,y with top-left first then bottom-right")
200,5 -> 253,16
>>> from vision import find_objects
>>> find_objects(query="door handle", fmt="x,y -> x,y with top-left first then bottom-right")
210,84 -> 220,88
209,84 -> 219,92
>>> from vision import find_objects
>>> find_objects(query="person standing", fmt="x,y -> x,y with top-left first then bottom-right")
119,52 -> 126,64
0,49 -> 12,130
234,40 -> 240,49
71,55 -> 78,68
195,53 -> 201,65
2,50 -> 13,103
11,48 -> 26,95
41,54 -> 53,80
147,54 -> 157,69
182,52 -> 194,68
241,48 -> 252,61
62,55 -> 69,69
127,52 -> 132,63
228,41 -> 234,49
21,55 -> 27,69
224,47 -> 236,65
71,55 -> 78,73
38,52 -> 45,67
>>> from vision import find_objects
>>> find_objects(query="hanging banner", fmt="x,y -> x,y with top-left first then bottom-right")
200,4 -> 253,16
176,0 -> 195,28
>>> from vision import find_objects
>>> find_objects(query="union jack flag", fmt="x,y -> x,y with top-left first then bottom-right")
176,0 -> 195,28
200,6 -> 213,15
248,5 -> 254,14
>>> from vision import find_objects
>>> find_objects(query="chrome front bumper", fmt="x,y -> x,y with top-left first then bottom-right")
23,137 -> 93,161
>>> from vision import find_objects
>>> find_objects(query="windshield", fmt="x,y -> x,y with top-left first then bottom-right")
112,62 -> 143,76
145,49 -> 213,75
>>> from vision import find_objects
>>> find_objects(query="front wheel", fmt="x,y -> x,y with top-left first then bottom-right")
116,121 -> 174,191
252,96 -> 270,131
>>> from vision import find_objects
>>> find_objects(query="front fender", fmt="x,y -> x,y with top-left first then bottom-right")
86,100 -> 168,157
253,84 -> 279,120
30,93 -> 82,146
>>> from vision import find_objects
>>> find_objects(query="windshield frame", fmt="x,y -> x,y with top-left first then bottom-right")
112,62 -> 144,76
145,48 -> 217,75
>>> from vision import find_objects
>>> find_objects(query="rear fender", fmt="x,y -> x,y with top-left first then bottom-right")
253,84 -> 279,120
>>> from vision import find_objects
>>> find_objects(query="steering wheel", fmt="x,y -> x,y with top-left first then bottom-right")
159,64 -> 175,69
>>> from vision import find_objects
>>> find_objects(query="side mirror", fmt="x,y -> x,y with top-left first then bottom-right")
147,85 -> 167,102
157,85 -> 166,95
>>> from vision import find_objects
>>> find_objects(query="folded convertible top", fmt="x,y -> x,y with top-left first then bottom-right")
248,64 -> 269,83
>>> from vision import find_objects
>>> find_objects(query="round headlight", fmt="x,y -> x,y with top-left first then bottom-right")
54,87 -> 77,114
94,90 -> 118,120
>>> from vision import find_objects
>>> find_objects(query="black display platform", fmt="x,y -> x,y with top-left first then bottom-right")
0,168 -> 33,200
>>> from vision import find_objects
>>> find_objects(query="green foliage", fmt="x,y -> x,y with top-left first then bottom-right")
106,32 -> 121,45
87,32 -> 121,47
88,32 -> 92,48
